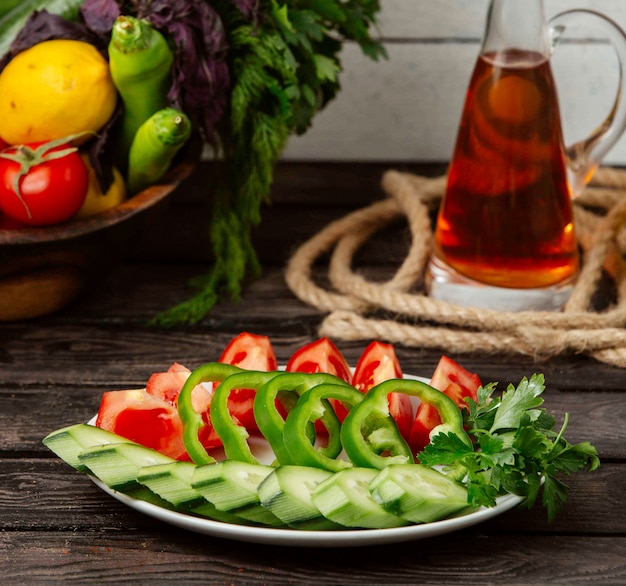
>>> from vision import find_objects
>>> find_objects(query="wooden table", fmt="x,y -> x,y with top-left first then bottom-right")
2,162 -> 625,584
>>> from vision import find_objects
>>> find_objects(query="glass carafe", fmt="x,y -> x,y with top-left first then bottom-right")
427,1 -> 626,311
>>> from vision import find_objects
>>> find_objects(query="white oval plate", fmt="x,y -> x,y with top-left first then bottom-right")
86,372 -> 525,547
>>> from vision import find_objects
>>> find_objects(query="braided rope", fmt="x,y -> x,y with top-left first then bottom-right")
285,168 -> 626,367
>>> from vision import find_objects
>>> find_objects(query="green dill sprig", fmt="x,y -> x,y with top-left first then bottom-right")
419,374 -> 600,522
153,0 -> 385,326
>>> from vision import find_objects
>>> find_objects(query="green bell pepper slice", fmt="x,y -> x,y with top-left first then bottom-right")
177,362 -> 243,465
341,378 -> 472,469
210,370 -> 284,465
283,383 -> 365,472
253,372 -> 351,465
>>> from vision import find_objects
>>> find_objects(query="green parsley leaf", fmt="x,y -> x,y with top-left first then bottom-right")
420,432 -> 475,467
490,374 -> 545,432
420,374 -> 600,520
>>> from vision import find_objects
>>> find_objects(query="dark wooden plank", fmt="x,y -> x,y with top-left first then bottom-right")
55,265 -> 325,324
2,460 -> 623,535
1,258 -> 625,389
3,314 -> 626,395
127,200 -> 420,265
1,531 -> 625,584
173,161 -> 448,206
128,201 -> 369,264
127,160 -> 441,264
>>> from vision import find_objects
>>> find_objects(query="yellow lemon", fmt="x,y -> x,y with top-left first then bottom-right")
75,156 -> 126,219
0,40 -> 117,144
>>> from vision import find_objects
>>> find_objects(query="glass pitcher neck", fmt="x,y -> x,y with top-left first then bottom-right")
481,0 -> 550,59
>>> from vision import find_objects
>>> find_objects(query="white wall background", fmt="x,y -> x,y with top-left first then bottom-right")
282,0 -> 626,165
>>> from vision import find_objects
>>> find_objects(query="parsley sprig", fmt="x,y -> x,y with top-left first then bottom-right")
419,374 -> 600,521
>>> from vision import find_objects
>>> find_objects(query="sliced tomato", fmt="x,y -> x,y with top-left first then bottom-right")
409,356 -> 481,454
95,389 -> 189,460
219,332 -> 279,371
286,337 -> 353,423
145,362 -> 222,451
218,332 -> 278,431
352,341 -> 413,440
286,337 -> 352,381
146,362 -> 192,405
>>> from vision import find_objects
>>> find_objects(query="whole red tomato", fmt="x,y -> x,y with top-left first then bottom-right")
0,141 -> 88,226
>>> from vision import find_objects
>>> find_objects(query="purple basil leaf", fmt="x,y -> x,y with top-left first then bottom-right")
132,0 -> 231,142
230,0 -> 260,20
80,0 -> 122,35
87,104 -> 122,193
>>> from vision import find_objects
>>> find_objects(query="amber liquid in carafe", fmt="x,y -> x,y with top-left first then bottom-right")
433,49 -> 579,289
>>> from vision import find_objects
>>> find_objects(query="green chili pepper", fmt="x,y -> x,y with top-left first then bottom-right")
126,107 -> 191,195
177,362 -> 243,465
341,379 -> 472,469
283,383 -> 365,472
210,370 -> 284,465
108,15 -> 174,162
253,372 -> 350,465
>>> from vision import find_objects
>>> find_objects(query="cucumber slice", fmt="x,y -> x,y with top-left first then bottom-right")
138,461 -> 257,524
77,443 -> 177,508
311,468 -> 409,529
190,460 -> 274,511
78,442 -> 174,490
137,461 -> 206,510
43,423 -> 137,473
369,464 -> 469,523
258,465 -> 337,527
191,460 -> 286,527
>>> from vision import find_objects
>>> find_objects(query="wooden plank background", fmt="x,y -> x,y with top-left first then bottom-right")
281,0 -> 626,164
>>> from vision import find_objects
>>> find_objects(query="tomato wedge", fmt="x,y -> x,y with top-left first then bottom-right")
409,356 -> 481,454
218,332 -> 278,431
96,389 -> 189,460
286,337 -> 353,423
146,362 -> 193,405
145,362 -> 222,450
352,341 -> 413,440
286,337 -> 352,382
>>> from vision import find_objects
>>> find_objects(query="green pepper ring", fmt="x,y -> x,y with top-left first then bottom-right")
283,382 -> 366,472
253,371 -> 352,465
210,370 -> 284,465
341,378 -> 472,469
177,362 -> 243,465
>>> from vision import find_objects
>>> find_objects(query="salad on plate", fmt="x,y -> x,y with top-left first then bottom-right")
43,333 -> 600,539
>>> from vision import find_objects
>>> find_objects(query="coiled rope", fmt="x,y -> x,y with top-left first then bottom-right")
285,168 -> 626,367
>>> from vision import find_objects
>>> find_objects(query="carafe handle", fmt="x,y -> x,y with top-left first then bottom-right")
549,10 -> 626,195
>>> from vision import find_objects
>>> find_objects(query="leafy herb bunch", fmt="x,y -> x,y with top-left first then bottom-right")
78,0 -> 385,325
420,374 -> 600,521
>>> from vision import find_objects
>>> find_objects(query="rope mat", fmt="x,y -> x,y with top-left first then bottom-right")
285,167 -> 626,367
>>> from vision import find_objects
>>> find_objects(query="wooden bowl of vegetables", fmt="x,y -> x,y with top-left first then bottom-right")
0,159 -> 195,321
0,11 -> 198,320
